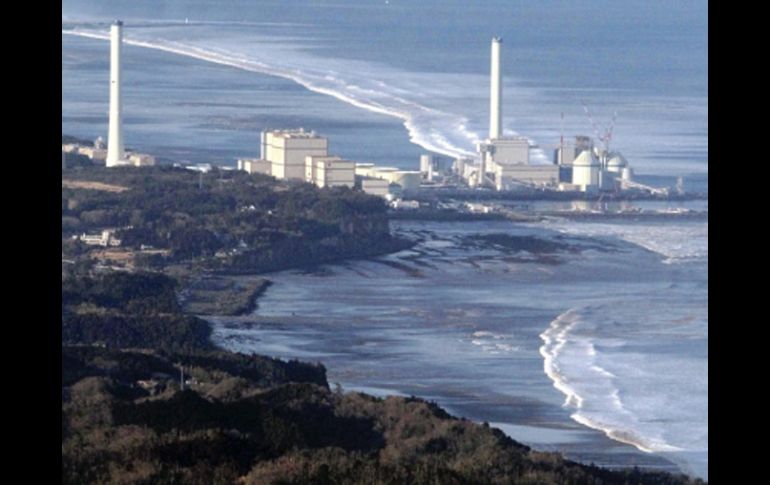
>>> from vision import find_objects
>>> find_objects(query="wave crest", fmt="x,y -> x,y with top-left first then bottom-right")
539,307 -> 682,453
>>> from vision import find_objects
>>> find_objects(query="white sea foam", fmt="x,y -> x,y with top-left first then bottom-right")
541,219 -> 708,264
539,307 -> 690,454
62,20 -> 707,176
469,330 -> 517,353
63,27 -> 483,160
539,297 -> 707,482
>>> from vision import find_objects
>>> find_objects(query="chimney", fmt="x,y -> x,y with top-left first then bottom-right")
106,20 -> 125,167
489,37 -> 502,140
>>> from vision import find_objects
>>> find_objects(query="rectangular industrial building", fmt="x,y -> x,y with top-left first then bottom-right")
488,136 -> 529,165
237,158 -> 272,176
494,164 -> 559,190
305,155 -> 355,188
361,178 -> 391,198
262,129 -> 328,181
128,153 -> 155,167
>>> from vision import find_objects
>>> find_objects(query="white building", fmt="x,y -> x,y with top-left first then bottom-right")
494,164 -> 559,190
184,163 -> 213,173
359,166 -> 420,192
388,171 -> 421,192
572,150 -> 600,191
237,158 -> 272,175
77,229 -> 121,247
261,129 -> 328,181
487,136 -> 530,165
420,154 -> 435,180
77,146 -> 108,162
128,153 -> 156,167
361,178 -> 391,198
475,38 -> 559,191
305,155 -> 355,188
391,199 -> 419,210
354,163 -> 377,178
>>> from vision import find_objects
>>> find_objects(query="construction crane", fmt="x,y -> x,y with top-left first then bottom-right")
581,100 -> 618,154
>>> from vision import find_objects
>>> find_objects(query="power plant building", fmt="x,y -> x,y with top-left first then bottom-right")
476,38 -> 558,190
361,178 -> 392,198
356,164 -> 420,192
388,171 -> 421,192
128,153 -> 156,167
305,155 -> 355,188
261,129 -> 328,181
494,165 -> 560,190
354,163 -> 377,178
237,158 -> 271,175
571,150 -> 600,190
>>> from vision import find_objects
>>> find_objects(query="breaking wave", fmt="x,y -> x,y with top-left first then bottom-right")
62,26 -> 486,160
539,308 -> 683,454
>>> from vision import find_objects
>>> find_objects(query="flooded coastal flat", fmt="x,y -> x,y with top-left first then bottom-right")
212,217 -> 708,479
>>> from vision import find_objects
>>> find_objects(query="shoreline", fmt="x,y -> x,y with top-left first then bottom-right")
203,220 -> 702,479
62,31 -> 426,169
206,311 -> 689,479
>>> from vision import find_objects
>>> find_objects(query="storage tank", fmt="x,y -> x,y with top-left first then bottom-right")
391,171 -> 421,192
572,150 -> 600,188
372,167 -> 399,183
355,163 -> 376,177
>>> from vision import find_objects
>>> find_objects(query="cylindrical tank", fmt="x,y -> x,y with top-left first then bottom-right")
572,150 -> 600,188
373,167 -> 399,181
391,171 -> 421,191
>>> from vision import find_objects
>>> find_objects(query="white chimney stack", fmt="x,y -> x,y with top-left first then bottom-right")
106,20 -> 125,167
489,37 -> 502,140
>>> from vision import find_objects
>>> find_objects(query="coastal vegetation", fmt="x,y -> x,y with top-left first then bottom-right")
60,153 -> 704,484
61,165 -> 411,275
62,271 -> 212,351
60,272 -> 703,484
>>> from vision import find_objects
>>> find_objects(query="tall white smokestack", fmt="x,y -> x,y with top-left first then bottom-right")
106,20 -> 125,167
489,37 -> 502,140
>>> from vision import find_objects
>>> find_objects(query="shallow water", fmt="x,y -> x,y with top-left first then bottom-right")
212,217 -> 707,479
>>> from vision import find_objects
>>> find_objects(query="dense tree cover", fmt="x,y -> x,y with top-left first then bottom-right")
62,272 -> 212,351
61,165 -> 409,273
63,152 -> 94,168
62,347 -> 703,485
62,271 -> 180,313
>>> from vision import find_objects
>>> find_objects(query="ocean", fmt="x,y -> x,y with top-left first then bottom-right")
62,0 -> 708,479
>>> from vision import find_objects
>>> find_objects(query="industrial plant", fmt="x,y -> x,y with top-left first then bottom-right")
62,21 -> 156,168
233,36 -> 654,199
63,21 -> 671,199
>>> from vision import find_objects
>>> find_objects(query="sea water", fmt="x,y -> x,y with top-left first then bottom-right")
209,218 -> 708,478
62,0 -> 707,176
62,0 -> 707,479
